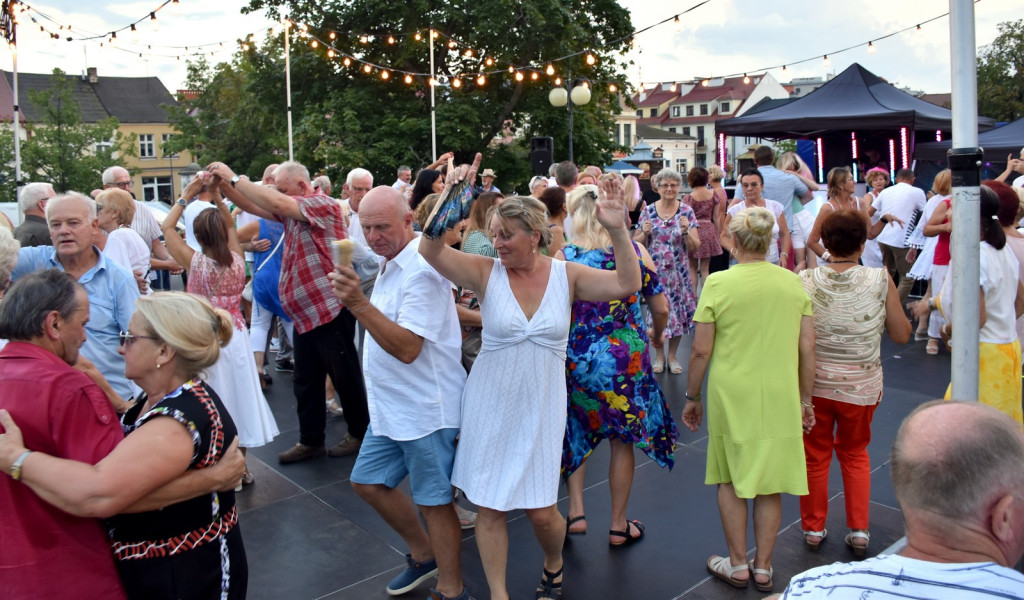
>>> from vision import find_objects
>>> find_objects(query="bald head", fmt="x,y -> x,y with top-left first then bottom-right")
892,401 -> 1024,524
358,186 -> 413,261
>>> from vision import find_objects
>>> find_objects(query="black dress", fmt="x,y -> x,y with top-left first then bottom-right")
109,380 -> 247,600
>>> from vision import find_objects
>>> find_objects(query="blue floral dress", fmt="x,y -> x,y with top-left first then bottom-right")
561,242 -> 680,475
637,202 -> 699,337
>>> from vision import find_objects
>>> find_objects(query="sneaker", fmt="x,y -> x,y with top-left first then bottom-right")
429,586 -> 469,600
275,360 -> 294,373
456,505 -> 477,530
386,554 -> 438,596
277,443 -> 325,464
327,433 -> 362,457
326,398 -> 344,417
269,337 -> 281,352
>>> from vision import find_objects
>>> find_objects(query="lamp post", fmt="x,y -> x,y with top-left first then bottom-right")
548,71 -> 591,164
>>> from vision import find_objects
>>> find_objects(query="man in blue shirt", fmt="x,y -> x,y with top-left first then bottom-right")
755,146 -> 814,271
10,192 -> 140,400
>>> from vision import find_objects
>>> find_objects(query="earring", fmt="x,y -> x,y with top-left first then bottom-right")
156,362 -> 161,369
729,247 -> 736,256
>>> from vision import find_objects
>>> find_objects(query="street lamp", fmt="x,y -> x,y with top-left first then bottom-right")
548,73 -> 591,164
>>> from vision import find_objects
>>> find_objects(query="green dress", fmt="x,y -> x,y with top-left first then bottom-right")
694,262 -> 812,498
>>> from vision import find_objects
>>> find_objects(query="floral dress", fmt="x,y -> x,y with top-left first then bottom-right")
561,243 -> 679,475
638,202 -> 699,337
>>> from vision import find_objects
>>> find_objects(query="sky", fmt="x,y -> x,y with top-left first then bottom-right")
0,0 -> 1018,96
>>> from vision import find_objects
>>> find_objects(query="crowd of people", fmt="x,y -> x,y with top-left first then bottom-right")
0,145 -> 1023,600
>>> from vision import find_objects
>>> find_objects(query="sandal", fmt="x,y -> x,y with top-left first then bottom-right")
748,561 -> 774,592
706,555 -> 748,588
802,529 -> 827,552
609,519 -> 644,547
926,338 -> 939,355
652,358 -> 664,374
566,514 -> 587,535
846,530 -> 870,559
535,566 -> 563,600
669,361 -> 683,375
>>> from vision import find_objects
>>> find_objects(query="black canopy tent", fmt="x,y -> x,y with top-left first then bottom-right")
915,117 -> 1024,161
717,64 -> 995,181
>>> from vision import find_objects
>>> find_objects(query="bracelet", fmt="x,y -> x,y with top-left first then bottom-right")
9,450 -> 32,481
821,251 -> 831,261
684,392 -> 702,403
801,401 -> 813,409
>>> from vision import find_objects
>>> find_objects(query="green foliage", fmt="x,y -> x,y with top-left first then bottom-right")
0,128 -> 16,202
773,139 -> 797,156
19,69 -> 136,194
170,0 -> 633,193
977,19 -> 1024,122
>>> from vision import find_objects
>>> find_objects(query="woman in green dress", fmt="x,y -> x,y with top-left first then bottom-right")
682,206 -> 816,593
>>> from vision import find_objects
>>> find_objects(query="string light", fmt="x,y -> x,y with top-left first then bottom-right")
476,74 -> 486,85
327,49 -> 335,58
609,83 -> 617,92
867,41 -> 875,54
554,77 -> 562,86
545,64 -> 554,76
428,77 -> 437,86
381,70 -> 390,80
447,41 -> 456,49
404,74 -> 413,84
414,32 -> 422,41
508,66 -> 514,73
823,54 -> 830,67
242,42 -> 249,51
670,83 -> 677,92
531,72 -> 539,80
387,36 -> 395,44
464,49 -> 473,57
430,30 -> 438,38
150,12 -> 159,31
311,40 -> 318,48
363,64 -> 372,73
485,57 -> 493,66
701,79 -> 709,86
329,31 -> 336,40
360,35 -> 369,43
586,53 -> 596,66
452,78 -> 461,88
916,24 -> 922,33
515,71 -> 524,81
343,57 -> 351,66
742,73 -> 750,84
130,24 -> 139,43
171,0 -> 181,16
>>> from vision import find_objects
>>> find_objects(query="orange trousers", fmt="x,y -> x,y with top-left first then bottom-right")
799,397 -> 877,533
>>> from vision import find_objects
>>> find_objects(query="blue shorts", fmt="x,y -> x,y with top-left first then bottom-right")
350,426 -> 458,506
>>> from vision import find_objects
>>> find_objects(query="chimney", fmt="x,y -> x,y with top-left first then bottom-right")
87,67 -> 98,84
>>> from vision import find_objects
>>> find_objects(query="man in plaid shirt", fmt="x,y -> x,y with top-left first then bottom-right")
209,160 -> 369,463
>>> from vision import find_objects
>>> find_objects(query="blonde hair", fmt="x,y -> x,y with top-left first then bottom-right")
567,185 -> 610,250
932,169 -> 952,196
487,195 -> 552,249
416,193 -> 441,230
96,188 -> 135,226
777,152 -> 813,180
135,292 -> 234,378
0,227 -> 19,290
708,165 -> 726,182
729,207 -> 775,255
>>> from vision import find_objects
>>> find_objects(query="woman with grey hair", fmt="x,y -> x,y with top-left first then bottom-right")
632,167 -> 700,374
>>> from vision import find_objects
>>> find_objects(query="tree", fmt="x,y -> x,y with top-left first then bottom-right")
19,69 -> 137,193
0,128 -> 15,202
977,19 -> 1024,122
189,0 -> 635,192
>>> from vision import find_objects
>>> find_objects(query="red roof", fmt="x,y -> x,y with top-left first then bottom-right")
634,88 -> 680,107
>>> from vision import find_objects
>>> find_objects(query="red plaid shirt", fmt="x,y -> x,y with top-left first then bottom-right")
278,192 -> 347,334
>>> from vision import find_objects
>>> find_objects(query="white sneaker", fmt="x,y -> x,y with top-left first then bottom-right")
326,398 -> 344,417
269,337 -> 281,352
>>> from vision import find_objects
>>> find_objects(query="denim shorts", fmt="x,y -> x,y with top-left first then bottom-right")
350,426 -> 458,506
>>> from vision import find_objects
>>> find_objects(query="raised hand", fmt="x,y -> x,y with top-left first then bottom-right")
594,176 -> 628,232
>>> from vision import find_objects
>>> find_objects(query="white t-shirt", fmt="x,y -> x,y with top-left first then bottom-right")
782,554 -> 1024,599
980,241 -> 1021,344
104,227 -> 152,295
347,212 -> 385,281
1012,174 -> 1024,188
183,201 -> 217,252
234,210 -> 261,262
362,235 -> 466,440
727,199 -> 786,264
872,182 -> 926,248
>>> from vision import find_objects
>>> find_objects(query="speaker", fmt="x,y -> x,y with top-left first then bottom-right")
531,136 -> 554,176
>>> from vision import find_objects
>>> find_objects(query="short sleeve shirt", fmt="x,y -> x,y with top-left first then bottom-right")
278,192 -> 347,334
874,182 -> 926,248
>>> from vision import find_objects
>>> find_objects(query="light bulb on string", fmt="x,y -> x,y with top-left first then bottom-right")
916,24 -> 922,34
485,57 -> 493,66
586,53 -> 595,65
387,36 -> 395,44
329,31 -> 336,40
242,42 -> 249,51
531,72 -> 539,80
428,77 -> 437,86
363,64 -> 372,73
414,32 -> 422,41
447,40 -> 456,49
743,73 -> 750,84
327,49 -> 335,58
404,74 -> 413,84
609,83 -> 617,92
673,16 -> 682,32
109,32 -> 117,47
515,71 -> 524,81
171,0 -> 181,16
545,64 -> 554,76
300,23 -> 308,32
360,35 -> 369,43
381,71 -> 389,80
782,64 -> 787,72
867,41 -> 875,54
701,79 -> 709,87
823,54 -> 830,67
554,77 -> 562,86
311,40 -> 318,48
430,30 -> 438,38
508,65 -> 514,73
476,74 -> 485,85
464,49 -> 473,57
130,24 -> 139,43
670,83 -> 677,92
343,57 -> 351,66
150,13 -> 159,31
452,78 -> 461,88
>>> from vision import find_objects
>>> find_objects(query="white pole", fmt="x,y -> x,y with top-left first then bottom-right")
947,0 -> 981,401
11,36 -> 21,203
284,19 -> 294,162
429,29 -> 436,162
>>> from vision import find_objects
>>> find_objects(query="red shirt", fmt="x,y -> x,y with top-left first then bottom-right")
934,198 -> 952,266
278,192 -> 347,333
0,342 -> 126,599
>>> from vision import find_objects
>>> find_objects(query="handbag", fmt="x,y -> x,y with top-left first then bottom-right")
242,233 -> 284,302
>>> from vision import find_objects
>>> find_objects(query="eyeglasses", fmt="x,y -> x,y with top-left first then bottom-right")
113,180 -> 133,189
119,331 -> 160,347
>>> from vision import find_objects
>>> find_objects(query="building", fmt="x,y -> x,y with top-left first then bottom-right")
0,67 -> 191,202
615,73 -> 789,177
783,74 -> 835,98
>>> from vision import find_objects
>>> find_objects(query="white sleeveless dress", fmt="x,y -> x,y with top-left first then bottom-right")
452,258 -> 570,511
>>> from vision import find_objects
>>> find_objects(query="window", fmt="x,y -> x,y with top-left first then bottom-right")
636,110 -> 643,117
795,87 -> 801,94
686,105 -> 694,116
675,158 -> 688,174
141,176 -> 172,203
94,140 -> 112,155
696,154 -> 707,167
700,104 -> 709,115
682,127 -> 691,136
161,133 -> 178,158
649,108 -> 657,118
668,127 -> 677,133
721,101 -> 731,113
614,125 -> 621,146
672,106 -> 680,117
624,124 -> 632,146
697,126 -> 705,146
139,134 -> 155,158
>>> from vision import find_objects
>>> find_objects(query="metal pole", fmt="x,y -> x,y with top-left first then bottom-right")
948,0 -> 981,401
567,66 -> 574,164
429,29 -> 436,162
284,19 -> 294,162
10,9 -> 21,204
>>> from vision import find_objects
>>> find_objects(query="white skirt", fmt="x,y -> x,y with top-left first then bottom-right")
908,237 -> 939,280
205,325 -> 280,447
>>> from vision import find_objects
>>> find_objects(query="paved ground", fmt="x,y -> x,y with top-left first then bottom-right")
232,330 -> 952,600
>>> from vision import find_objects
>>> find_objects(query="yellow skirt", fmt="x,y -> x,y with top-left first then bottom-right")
944,340 -> 1023,426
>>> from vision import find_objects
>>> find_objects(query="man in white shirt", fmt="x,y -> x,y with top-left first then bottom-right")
781,401 -> 1024,599
329,186 -> 468,600
391,165 -> 412,195
101,166 -> 179,288
870,169 -> 926,303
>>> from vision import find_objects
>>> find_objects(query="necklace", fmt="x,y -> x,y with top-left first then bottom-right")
827,260 -> 858,265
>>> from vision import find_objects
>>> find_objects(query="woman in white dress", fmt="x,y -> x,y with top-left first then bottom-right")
96,189 -> 152,294
419,156 -> 641,600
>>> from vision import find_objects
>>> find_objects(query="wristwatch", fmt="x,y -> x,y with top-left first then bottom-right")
230,175 -> 242,188
685,392 -> 702,403
176,197 -> 188,207
880,215 -> 890,224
